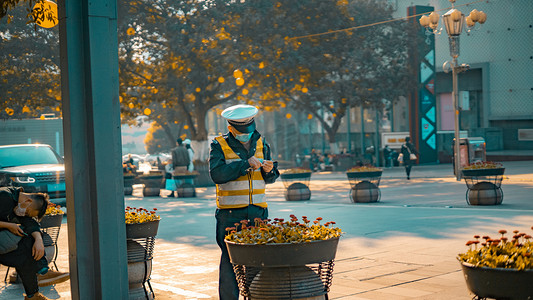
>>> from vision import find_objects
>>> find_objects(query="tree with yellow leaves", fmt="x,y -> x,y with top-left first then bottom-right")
117,0 -> 419,157
117,0 -> 281,158
0,3 -> 61,119
254,0 -> 419,152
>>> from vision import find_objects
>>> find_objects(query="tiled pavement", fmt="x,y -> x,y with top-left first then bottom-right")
1,161 -> 533,299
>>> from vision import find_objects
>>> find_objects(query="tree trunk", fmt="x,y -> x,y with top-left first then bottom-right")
329,142 -> 339,154
190,107 -> 210,161
159,122 -> 176,148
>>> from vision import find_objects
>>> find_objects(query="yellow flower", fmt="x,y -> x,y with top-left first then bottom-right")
462,161 -> 503,170
225,215 -> 341,244
348,166 -> 382,172
125,207 -> 160,224
45,203 -> 64,216
282,168 -> 311,174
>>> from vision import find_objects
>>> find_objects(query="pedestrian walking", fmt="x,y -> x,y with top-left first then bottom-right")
0,187 -> 70,300
209,104 -> 280,300
400,137 -> 419,180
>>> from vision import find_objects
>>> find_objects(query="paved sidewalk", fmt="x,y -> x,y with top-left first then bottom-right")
1,161 -> 532,299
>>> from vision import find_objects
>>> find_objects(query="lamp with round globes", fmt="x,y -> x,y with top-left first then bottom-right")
477,11 -> 487,24
465,16 -> 475,28
419,15 -> 429,27
417,0 -> 487,181
429,11 -> 440,24
451,9 -> 462,22
469,9 -> 480,22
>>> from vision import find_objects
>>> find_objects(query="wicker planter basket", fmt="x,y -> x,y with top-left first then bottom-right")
461,168 -> 505,205
346,171 -> 383,203
226,237 -> 339,299
280,171 -> 312,201
126,220 -> 160,300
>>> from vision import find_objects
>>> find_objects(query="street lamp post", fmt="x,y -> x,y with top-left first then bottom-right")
419,0 -> 487,180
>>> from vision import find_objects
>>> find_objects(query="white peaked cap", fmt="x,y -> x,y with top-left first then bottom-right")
221,104 -> 258,122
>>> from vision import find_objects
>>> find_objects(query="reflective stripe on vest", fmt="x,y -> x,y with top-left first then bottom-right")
215,136 -> 266,209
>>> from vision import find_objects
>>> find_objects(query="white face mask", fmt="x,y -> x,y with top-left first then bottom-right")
14,202 -> 29,217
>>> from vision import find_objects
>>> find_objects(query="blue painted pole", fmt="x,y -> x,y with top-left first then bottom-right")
59,0 -> 129,298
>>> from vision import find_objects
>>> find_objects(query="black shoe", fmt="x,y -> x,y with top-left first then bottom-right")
407,176 -> 410,180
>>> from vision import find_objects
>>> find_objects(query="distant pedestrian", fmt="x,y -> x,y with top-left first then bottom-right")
400,137 -> 419,180
156,157 -> 164,172
310,149 -> 319,171
123,154 -> 136,173
171,138 -> 190,174
295,154 -> 302,167
383,145 -> 392,168
183,139 -> 195,171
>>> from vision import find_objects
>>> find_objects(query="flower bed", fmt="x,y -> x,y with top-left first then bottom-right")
125,207 -> 161,299
225,215 -> 341,244
458,228 -> 532,270
457,227 -> 533,299
345,166 -> 383,203
346,166 -> 382,180
280,169 -> 313,200
225,216 -> 341,298
45,203 -> 64,216
280,168 -> 312,180
460,162 -> 505,205
125,206 -> 160,225
462,161 -> 503,170
41,203 -> 64,228
347,166 -> 382,172
462,162 -> 504,176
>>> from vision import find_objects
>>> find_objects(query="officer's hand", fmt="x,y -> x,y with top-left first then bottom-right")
261,160 -> 274,173
248,157 -> 262,170
7,223 -> 25,236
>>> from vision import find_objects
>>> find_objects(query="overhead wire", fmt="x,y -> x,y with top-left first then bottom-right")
288,0 -> 487,40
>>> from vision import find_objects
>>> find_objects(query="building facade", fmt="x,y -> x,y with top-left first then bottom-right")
394,0 -> 533,154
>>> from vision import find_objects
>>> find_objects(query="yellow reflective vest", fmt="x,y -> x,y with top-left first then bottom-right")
215,136 -> 267,209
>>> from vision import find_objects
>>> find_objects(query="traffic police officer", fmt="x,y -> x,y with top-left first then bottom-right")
209,104 -> 279,299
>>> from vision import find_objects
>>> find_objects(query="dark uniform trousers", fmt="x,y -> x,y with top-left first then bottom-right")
0,235 -> 40,295
215,205 -> 268,300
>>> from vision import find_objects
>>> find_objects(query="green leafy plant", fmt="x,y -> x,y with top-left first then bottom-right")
225,215 -> 341,244
458,227 -> 533,270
